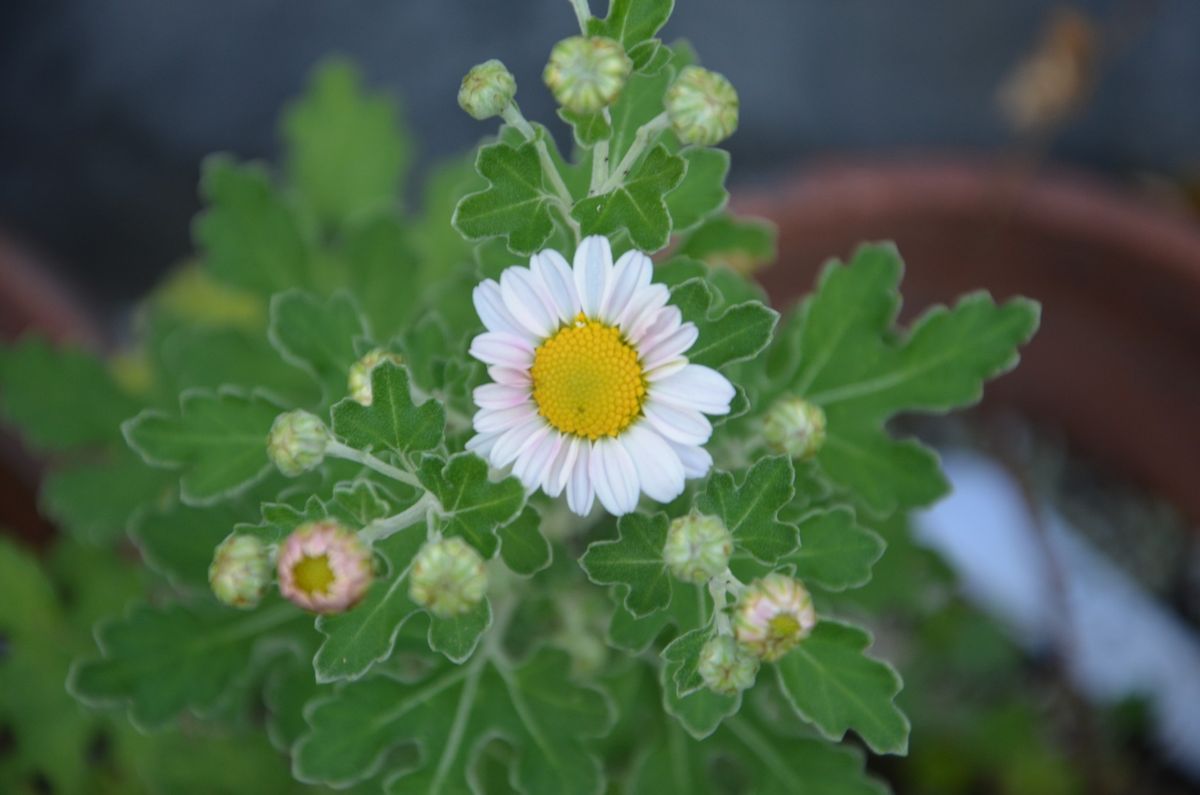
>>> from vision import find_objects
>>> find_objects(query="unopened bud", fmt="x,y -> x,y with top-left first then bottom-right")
663,512 -> 732,584
209,534 -> 270,609
543,36 -> 632,115
277,520 -> 373,614
763,397 -> 826,460
698,634 -> 760,695
664,65 -> 739,146
734,573 -> 816,662
347,349 -> 405,406
409,537 -> 488,619
267,410 -> 328,476
458,59 -> 518,121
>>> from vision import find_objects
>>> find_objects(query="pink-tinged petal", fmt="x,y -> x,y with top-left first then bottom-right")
488,365 -> 531,387
473,383 -> 532,410
531,249 -> 580,323
622,285 -> 671,341
474,279 -> 530,339
566,443 -> 595,516
600,250 -> 652,323
649,363 -> 735,415
641,323 -> 699,371
491,415 -> 547,468
666,439 -> 713,479
515,429 -> 561,490
636,306 -> 683,352
466,432 -> 501,458
542,435 -> 576,497
621,422 -> 685,503
474,403 -> 536,434
573,235 -> 613,318
501,267 -> 556,338
643,400 -> 713,446
469,331 -> 534,368
645,358 -> 689,382
590,438 -> 640,515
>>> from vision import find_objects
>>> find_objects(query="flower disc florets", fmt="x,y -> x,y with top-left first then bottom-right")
347,348 -> 405,406
209,534 -> 271,609
267,410 -> 329,477
763,397 -> 826,460
734,573 -> 816,661
665,65 -> 739,146
698,634 -> 760,695
277,520 -> 373,614
663,512 -> 732,583
408,537 -> 488,619
458,59 -> 518,120
543,36 -> 632,114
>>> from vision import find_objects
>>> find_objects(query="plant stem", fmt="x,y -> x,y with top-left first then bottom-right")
360,493 -> 436,543
324,440 -> 422,490
596,113 -> 670,194
501,103 -> 581,240
588,109 -> 613,196
569,0 -> 591,32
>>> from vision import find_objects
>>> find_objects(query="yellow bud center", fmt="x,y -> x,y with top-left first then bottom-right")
531,314 -> 646,440
293,554 -> 335,595
769,613 -> 801,639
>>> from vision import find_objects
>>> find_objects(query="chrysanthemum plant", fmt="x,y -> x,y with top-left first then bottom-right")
0,1 -> 1041,792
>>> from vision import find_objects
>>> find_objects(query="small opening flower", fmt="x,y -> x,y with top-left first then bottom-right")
277,520 -> 373,614
267,410 -> 329,477
467,236 -> 735,516
409,537 -> 488,619
763,397 -> 826,460
347,349 -> 405,406
663,511 -> 732,583
209,534 -> 271,609
543,36 -> 632,114
698,634 -> 760,695
734,573 -> 816,662
665,65 -> 739,147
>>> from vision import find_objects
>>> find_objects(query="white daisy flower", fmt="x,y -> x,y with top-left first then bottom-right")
466,235 -> 735,516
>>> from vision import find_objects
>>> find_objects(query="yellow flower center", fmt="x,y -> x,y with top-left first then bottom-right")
531,314 -> 646,440
768,613 -> 801,639
293,554 -> 335,595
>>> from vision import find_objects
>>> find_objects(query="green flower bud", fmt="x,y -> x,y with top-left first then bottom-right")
409,537 -> 488,619
698,634 -> 760,695
664,65 -> 739,146
209,534 -> 271,609
543,36 -> 632,114
663,512 -> 732,583
347,348 -> 405,406
458,59 -> 517,121
734,573 -> 816,662
763,397 -> 826,460
267,410 -> 329,477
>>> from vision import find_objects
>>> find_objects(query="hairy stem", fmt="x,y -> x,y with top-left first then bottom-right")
596,112 -> 670,194
501,103 -> 582,240
324,440 -> 422,490
569,0 -> 591,32
359,493 -> 437,543
587,108 -> 613,196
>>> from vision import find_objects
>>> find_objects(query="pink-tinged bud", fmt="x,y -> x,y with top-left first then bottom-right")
734,573 -> 816,662
698,634 -> 759,695
209,534 -> 271,609
267,410 -> 329,476
409,537 -> 488,619
277,520 -> 373,614
347,349 -> 405,406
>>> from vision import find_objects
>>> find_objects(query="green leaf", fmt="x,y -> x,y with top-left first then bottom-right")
416,453 -> 525,558
819,423 -> 950,513
670,277 -> 778,369
588,0 -> 675,49
68,601 -> 302,730
428,598 -> 492,663
661,626 -> 713,697
580,512 -> 671,617
283,59 -> 410,228
781,507 -> 885,591
331,362 -> 445,457
132,502 -> 245,588
123,388 -> 282,506
314,523 -> 425,681
195,156 -> 316,296
268,290 -> 369,398
696,456 -> 799,563
558,108 -> 612,147
679,214 -> 777,272
41,450 -> 173,543
294,648 -> 613,794
665,148 -> 729,233
775,621 -> 910,755
498,505 -> 553,576
0,336 -> 138,451
572,144 -> 685,252
661,652 -> 738,739
453,140 -> 558,256
343,214 -> 422,340
606,581 -> 703,653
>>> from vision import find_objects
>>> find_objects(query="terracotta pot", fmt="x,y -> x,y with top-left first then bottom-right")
739,156 -> 1200,526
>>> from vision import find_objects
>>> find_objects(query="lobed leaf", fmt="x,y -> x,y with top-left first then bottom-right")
665,147 -> 729,233
416,453 -> 525,558
588,0 -> 675,49
268,290 -> 370,399
572,144 -> 685,252
696,456 -> 799,564
497,505 -> 553,577
670,277 -> 778,370
331,362 -> 445,457
782,507 -> 885,591
453,139 -> 558,256
579,512 -> 672,617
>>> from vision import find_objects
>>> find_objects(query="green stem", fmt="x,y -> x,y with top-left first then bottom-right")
570,0 -> 591,32
501,103 -> 581,240
596,112 -> 670,194
324,440 -> 422,490
360,493 -> 437,543
588,108 -> 613,196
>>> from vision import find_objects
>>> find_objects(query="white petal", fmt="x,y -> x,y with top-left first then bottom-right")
545,436 -> 580,497
636,306 -> 683,353
621,284 -> 670,340
512,425 -> 555,488
600,250 -> 652,323
566,443 -> 595,516
621,422 -> 685,503
474,279 -> 530,339
666,439 -> 713,479
590,438 -> 640,515
466,432 -> 501,458
531,249 -> 580,323
641,323 -> 699,371
469,331 -> 534,368
473,383 -> 531,410
488,365 -> 531,387
649,364 -> 734,415
573,235 -> 613,318
645,358 -> 689,382
491,415 -> 546,467
643,400 -> 713,446
501,267 -> 556,338
474,404 -> 536,434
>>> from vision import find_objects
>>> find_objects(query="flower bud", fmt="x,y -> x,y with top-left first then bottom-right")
277,520 -> 373,614
698,634 -> 760,695
267,410 -> 328,477
209,534 -> 271,609
664,65 -> 739,146
663,512 -> 732,584
543,36 -> 632,115
347,348 -> 405,406
763,397 -> 826,460
458,59 -> 518,121
409,537 -> 488,619
734,573 -> 816,662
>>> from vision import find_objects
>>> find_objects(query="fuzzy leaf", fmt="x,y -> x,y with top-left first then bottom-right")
696,456 -> 799,563
331,362 -> 445,457
572,144 -> 685,251
42,450 -> 173,543
670,277 -> 778,369
343,215 -> 422,340
775,621 -> 910,755
588,0 -> 675,50
123,389 -> 282,506
132,503 -> 245,588
558,108 -> 612,147
416,453 -> 525,558
283,59 -> 410,228
294,648 -> 612,794
783,507 -> 885,591
661,625 -> 713,697
661,651 -> 738,739
268,290 -> 369,398
666,148 -> 729,233
498,505 -> 553,576
428,599 -> 492,663
679,214 -> 777,272
453,140 -> 557,255
580,512 -> 671,617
